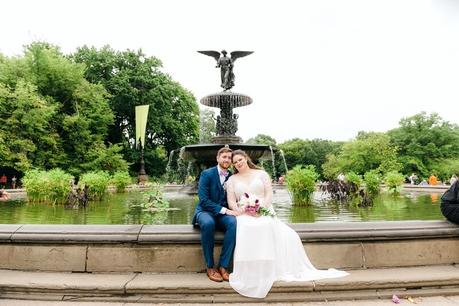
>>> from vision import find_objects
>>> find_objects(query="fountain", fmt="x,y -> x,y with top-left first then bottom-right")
180,50 -> 273,171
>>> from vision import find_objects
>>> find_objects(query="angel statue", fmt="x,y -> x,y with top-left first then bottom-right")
198,50 -> 253,91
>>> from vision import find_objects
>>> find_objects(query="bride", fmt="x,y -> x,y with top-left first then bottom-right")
226,149 -> 348,298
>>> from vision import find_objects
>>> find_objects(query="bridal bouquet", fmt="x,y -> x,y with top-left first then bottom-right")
238,193 -> 276,217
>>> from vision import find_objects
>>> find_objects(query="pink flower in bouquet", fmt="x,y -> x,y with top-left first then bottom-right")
238,193 -> 275,217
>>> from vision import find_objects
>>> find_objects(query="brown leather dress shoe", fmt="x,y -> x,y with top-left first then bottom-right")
207,268 -> 223,282
218,267 -> 230,281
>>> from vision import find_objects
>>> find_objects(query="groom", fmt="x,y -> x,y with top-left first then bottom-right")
192,147 -> 239,282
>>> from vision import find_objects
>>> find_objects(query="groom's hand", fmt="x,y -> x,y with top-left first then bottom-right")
226,209 -> 241,216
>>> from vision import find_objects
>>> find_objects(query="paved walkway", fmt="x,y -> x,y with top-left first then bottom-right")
2,296 -> 459,305
2,265 -> 459,304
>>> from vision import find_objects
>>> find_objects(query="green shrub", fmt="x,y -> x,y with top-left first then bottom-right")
430,158 -> 459,182
111,171 -> 131,193
286,165 -> 319,206
364,170 -> 381,195
22,168 -> 73,203
345,171 -> 363,192
78,171 -> 111,200
384,171 -> 405,193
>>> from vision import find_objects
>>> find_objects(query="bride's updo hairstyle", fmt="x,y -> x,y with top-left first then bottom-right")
231,149 -> 262,174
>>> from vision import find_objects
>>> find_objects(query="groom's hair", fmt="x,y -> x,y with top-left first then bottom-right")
217,147 -> 232,157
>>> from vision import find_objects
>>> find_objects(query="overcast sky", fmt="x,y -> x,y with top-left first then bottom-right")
2,0 -> 459,143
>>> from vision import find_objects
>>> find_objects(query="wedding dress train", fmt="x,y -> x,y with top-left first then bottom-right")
226,170 -> 348,298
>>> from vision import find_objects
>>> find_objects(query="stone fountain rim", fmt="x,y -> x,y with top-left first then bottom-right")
0,220 -> 456,244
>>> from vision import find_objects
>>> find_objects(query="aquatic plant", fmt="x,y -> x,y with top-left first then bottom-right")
285,165 -> 319,206
78,171 -> 111,200
22,169 -> 73,203
364,170 -> 381,196
384,171 -> 405,194
110,171 -> 131,193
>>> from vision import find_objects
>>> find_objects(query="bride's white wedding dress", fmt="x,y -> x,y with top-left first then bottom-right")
226,170 -> 348,298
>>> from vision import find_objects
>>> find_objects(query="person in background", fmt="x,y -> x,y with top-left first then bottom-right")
277,175 -> 285,185
441,180 -> 459,224
11,176 -> 17,189
409,173 -> 417,185
0,189 -> 9,201
0,174 -> 6,189
450,174 -> 458,186
419,179 -> 428,186
428,174 -> 438,186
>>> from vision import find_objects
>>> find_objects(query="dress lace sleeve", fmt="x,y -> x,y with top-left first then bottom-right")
261,171 -> 273,208
226,177 -> 239,211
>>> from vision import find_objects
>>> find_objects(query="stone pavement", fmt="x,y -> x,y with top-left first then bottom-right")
2,265 -> 459,304
2,296 -> 459,305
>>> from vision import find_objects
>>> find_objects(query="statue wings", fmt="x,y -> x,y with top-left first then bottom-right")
197,50 -> 254,62
197,50 -> 220,62
230,51 -> 254,62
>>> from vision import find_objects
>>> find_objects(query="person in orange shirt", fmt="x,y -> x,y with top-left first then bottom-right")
0,174 -> 6,189
428,174 -> 438,186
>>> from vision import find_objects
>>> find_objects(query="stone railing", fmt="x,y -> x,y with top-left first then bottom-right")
1,221 -> 459,273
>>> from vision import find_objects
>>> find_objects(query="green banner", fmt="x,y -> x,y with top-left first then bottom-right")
135,105 -> 150,148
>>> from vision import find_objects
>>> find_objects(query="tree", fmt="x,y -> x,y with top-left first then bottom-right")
244,134 -> 282,178
388,112 -> 459,177
199,108 -> 216,143
71,46 -> 199,176
279,138 -> 343,178
0,42 -> 126,176
246,134 -> 277,146
335,132 -> 400,175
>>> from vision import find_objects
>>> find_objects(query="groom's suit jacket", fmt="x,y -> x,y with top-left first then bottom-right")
192,166 -> 232,225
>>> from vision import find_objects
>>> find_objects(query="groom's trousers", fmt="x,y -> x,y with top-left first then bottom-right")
196,211 -> 237,268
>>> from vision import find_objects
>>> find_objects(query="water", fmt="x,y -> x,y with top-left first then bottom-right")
0,189 -> 443,224
279,149 -> 288,174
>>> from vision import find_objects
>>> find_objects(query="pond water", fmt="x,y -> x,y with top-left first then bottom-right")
0,189 -> 444,224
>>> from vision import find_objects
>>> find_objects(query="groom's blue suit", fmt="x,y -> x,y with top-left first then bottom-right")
192,166 -> 237,269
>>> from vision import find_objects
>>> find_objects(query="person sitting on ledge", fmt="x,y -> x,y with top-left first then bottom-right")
0,189 -> 9,202
440,180 -> 459,224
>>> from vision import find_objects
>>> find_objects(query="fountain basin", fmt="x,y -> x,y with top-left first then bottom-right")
0,221 -> 458,273
180,143 -> 273,169
200,92 -> 252,108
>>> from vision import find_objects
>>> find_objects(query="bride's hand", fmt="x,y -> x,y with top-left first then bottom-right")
226,209 -> 241,216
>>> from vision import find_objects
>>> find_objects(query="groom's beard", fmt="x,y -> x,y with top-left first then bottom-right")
219,162 -> 231,169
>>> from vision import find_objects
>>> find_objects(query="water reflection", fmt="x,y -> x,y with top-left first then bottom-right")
0,189 -> 443,224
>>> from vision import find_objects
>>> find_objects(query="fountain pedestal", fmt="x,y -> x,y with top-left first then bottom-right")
180,91 -> 272,169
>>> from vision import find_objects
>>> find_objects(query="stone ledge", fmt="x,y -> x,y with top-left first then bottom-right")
7,224 -> 143,243
1,221 -> 458,244
1,265 -> 459,303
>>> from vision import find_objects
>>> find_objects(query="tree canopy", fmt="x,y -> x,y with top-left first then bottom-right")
340,132 -> 400,175
279,138 -> 343,178
0,42 -> 127,176
387,112 -> 459,177
199,108 -> 216,143
0,42 -> 199,178
71,46 -> 199,176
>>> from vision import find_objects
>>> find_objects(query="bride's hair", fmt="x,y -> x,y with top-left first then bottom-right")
231,149 -> 262,174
